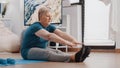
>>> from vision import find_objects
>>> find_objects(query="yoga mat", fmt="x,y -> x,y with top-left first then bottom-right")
0,59 -> 47,66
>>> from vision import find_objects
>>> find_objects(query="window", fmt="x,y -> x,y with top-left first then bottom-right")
84,0 -> 115,46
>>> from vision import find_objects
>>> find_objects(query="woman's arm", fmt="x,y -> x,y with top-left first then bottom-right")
35,29 -> 76,47
54,29 -> 82,45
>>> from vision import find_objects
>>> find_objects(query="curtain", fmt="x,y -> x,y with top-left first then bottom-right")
109,0 -> 118,41
100,0 -> 118,41
116,0 -> 120,48
99,0 -> 111,5
102,0 -> 120,48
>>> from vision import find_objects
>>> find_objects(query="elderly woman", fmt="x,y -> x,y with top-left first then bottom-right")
21,6 -> 91,62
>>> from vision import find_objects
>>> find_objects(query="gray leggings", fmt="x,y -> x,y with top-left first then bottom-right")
27,47 -> 71,62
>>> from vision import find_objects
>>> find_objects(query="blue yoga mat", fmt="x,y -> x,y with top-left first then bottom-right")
0,59 -> 47,66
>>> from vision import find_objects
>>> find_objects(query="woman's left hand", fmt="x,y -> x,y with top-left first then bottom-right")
71,40 -> 83,46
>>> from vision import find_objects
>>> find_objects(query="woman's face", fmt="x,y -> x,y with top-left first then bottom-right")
40,12 -> 52,24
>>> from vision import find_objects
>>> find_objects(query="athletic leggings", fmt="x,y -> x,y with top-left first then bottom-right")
27,47 -> 71,62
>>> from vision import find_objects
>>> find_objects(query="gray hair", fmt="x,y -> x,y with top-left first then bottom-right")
38,6 -> 50,21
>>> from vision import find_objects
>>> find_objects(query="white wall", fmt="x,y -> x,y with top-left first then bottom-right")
116,0 -> 120,49
63,5 -> 82,42
69,0 -> 79,3
4,0 -> 24,36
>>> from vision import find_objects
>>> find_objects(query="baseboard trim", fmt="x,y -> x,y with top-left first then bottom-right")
86,46 -> 115,49
115,49 -> 120,53
68,48 -> 80,52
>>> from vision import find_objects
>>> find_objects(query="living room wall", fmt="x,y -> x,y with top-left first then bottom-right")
3,0 -> 24,36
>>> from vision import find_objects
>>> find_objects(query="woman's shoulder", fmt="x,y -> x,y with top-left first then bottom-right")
30,22 -> 42,26
27,22 -> 42,29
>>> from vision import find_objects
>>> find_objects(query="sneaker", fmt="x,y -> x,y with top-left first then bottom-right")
75,46 -> 91,62
80,47 -> 91,62
75,46 -> 86,62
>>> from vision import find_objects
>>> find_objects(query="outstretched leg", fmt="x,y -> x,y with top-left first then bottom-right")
27,48 -> 71,62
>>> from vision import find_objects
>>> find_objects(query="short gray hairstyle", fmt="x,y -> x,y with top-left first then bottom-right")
38,6 -> 50,21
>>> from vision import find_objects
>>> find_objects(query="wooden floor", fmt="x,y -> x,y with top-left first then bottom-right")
0,52 -> 120,68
